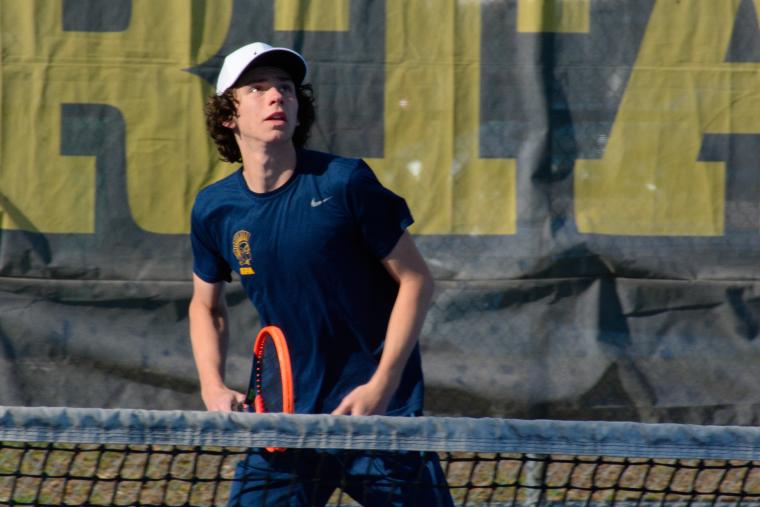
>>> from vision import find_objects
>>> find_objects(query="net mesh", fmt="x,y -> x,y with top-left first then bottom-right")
2,406 -> 760,506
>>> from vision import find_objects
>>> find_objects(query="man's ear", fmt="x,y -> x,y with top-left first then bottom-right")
222,118 -> 236,129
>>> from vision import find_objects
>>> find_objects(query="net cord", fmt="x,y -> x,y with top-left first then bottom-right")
2,406 -> 760,460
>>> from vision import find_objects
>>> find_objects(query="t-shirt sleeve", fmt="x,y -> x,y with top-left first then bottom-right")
346,160 -> 414,259
190,200 -> 232,283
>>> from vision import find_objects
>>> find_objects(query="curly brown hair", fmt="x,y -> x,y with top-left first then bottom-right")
205,83 -> 316,163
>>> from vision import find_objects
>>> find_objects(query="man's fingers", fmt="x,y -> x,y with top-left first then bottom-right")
331,399 -> 351,416
231,391 -> 247,412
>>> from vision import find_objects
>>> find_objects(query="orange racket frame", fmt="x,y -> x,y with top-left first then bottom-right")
252,325 -> 293,452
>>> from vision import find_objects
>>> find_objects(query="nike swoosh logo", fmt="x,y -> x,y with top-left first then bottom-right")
310,196 -> 333,207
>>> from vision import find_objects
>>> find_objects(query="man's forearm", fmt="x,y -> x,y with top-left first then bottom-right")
373,271 -> 434,393
189,298 -> 230,393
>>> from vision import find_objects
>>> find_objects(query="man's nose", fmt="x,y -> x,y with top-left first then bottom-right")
268,87 -> 284,104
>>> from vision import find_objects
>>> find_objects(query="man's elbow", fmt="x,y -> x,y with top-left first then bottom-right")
189,293 -> 227,321
418,269 -> 435,307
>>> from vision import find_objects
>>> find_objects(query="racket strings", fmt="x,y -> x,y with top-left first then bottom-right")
256,335 -> 285,413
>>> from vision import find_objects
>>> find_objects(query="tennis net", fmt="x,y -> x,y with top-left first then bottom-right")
2,406 -> 760,506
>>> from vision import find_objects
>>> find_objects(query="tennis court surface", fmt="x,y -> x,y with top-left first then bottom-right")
2,406 -> 760,506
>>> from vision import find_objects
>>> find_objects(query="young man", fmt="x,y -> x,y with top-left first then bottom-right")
189,42 -> 453,506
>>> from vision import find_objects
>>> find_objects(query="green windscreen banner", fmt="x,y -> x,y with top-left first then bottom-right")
2,0 -> 760,424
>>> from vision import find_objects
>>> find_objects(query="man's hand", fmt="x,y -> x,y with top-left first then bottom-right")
330,379 -> 394,416
201,384 -> 247,412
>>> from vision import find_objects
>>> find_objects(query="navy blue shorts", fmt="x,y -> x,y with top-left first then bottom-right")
227,448 -> 454,506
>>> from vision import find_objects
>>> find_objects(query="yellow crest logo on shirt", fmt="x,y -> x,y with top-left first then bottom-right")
232,230 -> 255,275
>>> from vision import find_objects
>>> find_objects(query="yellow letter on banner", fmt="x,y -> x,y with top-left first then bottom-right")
575,0 -> 760,236
517,0 -> 590,33
368,0 -> 517,235
2,1 -> 95,232
0,0 -> 232,233
275,0 -> 349,32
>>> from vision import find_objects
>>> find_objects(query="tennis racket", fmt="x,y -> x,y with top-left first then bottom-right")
245,325 -> 294,452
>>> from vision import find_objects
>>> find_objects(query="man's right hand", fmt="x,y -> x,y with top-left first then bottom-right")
201,385 -> 247,412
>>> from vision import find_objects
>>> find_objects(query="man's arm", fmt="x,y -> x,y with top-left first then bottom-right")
189,273 -> 246,411
331,231 -> 434,415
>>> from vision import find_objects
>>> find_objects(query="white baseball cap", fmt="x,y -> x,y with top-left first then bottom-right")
215,42 -> 308,95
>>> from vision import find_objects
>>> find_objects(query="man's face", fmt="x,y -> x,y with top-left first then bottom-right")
226,66 -> 299,148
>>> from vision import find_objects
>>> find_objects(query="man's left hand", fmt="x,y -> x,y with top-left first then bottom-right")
330,380 -> 392,416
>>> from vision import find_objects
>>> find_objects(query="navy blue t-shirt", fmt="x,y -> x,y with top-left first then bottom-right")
190,149 -> 424,415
